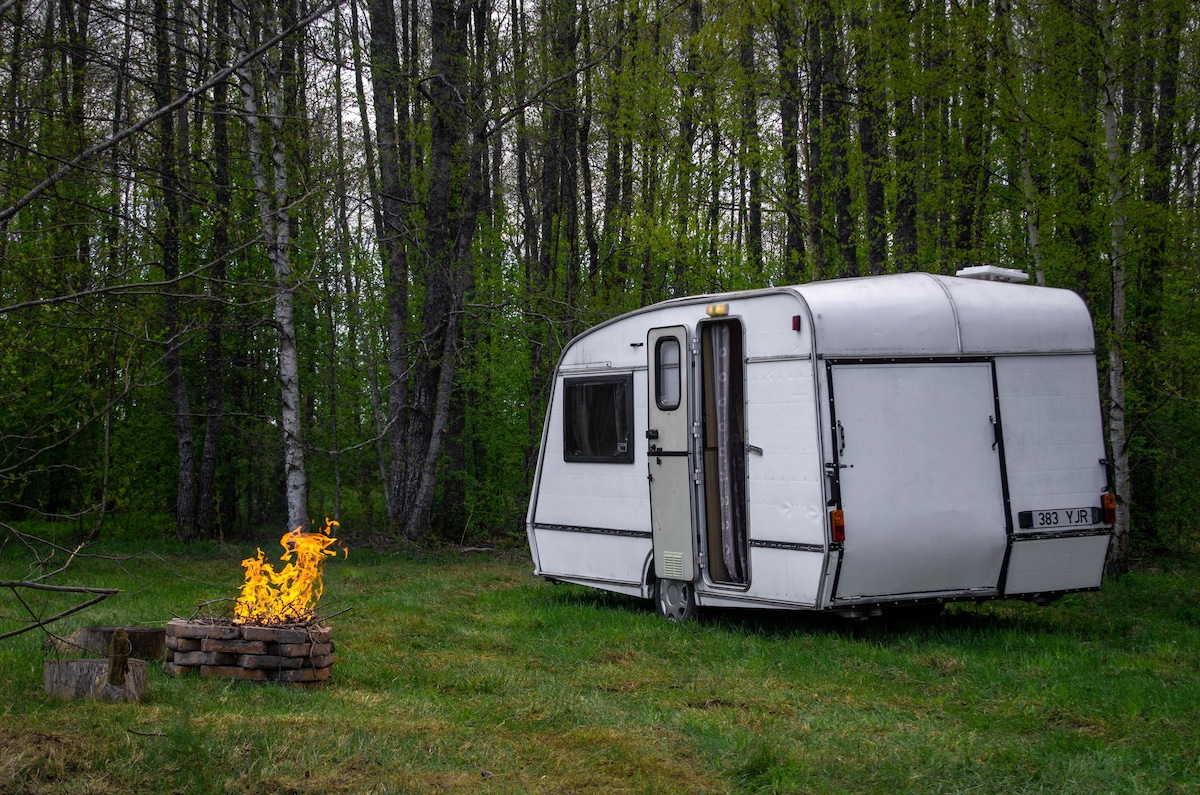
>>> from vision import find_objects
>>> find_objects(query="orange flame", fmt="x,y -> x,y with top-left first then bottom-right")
234,518 -> 343,625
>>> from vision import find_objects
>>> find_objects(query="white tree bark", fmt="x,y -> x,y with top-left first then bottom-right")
238,26 -> 308,533
1099,0 -> 1131,574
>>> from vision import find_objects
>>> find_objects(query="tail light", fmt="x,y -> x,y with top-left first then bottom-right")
1102,492 -> 1116,524
830,509 -> 845,543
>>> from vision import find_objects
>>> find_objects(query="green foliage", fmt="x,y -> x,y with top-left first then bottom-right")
0,0 -> 1196,555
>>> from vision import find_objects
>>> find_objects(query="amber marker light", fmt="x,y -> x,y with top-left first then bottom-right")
830,509 -> 845,543
706,303 -> 729,317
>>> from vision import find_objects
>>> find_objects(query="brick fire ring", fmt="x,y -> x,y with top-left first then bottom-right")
163,618 -> 334,687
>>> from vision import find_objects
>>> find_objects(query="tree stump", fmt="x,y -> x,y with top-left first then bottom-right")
44,629 -> 148,702
43,625 -> 166,660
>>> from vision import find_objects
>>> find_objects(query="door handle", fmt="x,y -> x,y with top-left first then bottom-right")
990,416 -> 999,450
837,420 -> 845,457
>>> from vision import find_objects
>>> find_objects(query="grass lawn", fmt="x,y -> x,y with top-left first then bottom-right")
1,534 -> 1197,794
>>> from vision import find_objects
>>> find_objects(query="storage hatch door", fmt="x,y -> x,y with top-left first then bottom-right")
830,361 -> 1008,600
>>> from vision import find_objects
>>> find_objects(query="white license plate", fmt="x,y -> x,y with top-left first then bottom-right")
1018,507 -> 1098,530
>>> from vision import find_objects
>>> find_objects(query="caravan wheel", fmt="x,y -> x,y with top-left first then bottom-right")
655,578 -> 696,622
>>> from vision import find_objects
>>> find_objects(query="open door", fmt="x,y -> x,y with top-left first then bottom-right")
700,320 -> 749,585
647,327 -> 695,589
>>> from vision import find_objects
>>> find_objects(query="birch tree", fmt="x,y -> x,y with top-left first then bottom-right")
236,0 -> 309,533
1099,0 -> 1131,573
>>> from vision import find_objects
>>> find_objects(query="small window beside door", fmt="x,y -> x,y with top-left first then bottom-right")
655,337 -> 681,411
562,374 -> 634,463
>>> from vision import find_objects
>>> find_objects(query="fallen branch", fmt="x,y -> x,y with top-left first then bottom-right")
0,582 -> 119,642
0,580 -> 119,595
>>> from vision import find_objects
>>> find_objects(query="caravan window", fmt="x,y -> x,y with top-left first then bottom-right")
655,337 -> 681,410
562,375 -> 634,463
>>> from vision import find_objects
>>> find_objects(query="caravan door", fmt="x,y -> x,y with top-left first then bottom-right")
829,361 -> 1009,600
647,326 -> 695,584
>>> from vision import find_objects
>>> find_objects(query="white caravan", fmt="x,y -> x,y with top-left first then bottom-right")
526,272 -> 1114,620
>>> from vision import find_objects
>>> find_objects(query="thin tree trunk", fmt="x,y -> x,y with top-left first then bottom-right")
854,7 -> 886,276
822,1 -> 854,278
773,0 -> 804,281
1099,0 -> 1130,575
237,7 -> 308,532
888,0 -> 917,272
155,0 -> 197,543
1020,124 -> 1044,285
197,0 -> 231,537
368,0 -> 413,531
348,0 -> 392,515
599,1 -> 626,290
953,0 -> 990,264
579,0 -> 600,287
804,1 -> 827,279
740,21 -> 763,278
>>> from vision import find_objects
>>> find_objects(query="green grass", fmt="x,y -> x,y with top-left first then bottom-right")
1,537 -> 1198,794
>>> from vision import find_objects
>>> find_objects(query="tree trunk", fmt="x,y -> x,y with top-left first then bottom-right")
579,0 -> 600,289
399,0 -> 486,543
197,0 -> 231,538
237,3 -> 308,532
348,0 -> 393,514
368,0 -> 413,531
854,7 -> 886,276
154,0 -> 197,543
823,2 -> 855,278
888,0 -> 918,272
804,2 -> 826,279
1129,0 -> 1182,550
953,0 -> 991,265
740,21 -> 763,278
773,0 -> 805,282
1099,0 -> 1131,575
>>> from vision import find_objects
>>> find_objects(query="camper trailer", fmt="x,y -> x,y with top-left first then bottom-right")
526,271 -> 1114,620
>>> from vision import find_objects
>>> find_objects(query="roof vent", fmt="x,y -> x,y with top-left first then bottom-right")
955,265 -> 1030,283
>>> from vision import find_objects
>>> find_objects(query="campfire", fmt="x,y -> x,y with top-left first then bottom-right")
236,519 -> 342,624
163,520 -> 344,687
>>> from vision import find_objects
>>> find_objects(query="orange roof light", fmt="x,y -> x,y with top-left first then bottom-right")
706,303 -> 728,317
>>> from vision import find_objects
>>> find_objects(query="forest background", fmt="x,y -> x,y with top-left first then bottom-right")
1,0 -> 1196,569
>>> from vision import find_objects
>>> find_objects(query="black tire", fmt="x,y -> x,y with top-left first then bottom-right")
655,578 -> 696,622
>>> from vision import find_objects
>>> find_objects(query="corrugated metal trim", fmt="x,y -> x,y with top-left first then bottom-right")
746,353 -> 812,363
532,522 -> 652,538
1011,528 -> 1112,542
749,540 -> 825,553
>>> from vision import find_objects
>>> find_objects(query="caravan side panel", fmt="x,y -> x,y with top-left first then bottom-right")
531,528 -> 651,595
705,354 -> 826,608
529,370 -> 653,593
995,354 -> 1109,594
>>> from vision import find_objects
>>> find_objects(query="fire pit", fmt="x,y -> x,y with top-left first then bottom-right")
163,619 -> 334,686
163,519 -> 343,687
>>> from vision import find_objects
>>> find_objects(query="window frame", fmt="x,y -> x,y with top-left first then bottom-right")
561,373 -> 636,464
654,336 -> 682,411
